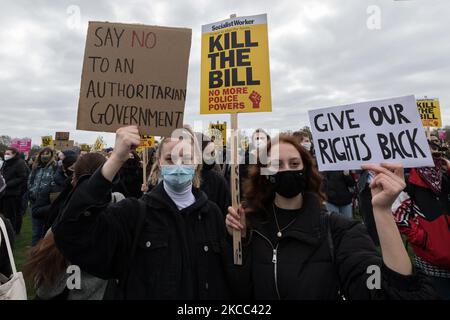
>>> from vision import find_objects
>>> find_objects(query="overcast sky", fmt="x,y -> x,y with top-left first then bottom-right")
0,0 -> 449,147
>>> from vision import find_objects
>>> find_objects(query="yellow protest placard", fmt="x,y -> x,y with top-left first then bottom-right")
139,135 -> 156,148
91,136 -> 104,152
80,144 -> 91,152
200,14 -> 272,114
417,98 -> 441,127
209,123 -> 227,146
41,136 -> 53,148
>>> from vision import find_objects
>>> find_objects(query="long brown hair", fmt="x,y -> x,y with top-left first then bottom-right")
23,231 -> 68,288
23,152 -> 107,288
243,134 -> 325,213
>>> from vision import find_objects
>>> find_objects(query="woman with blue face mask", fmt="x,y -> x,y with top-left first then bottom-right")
52,125 -> 231,300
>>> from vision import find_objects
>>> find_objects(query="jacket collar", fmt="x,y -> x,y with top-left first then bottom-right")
250,192 -> 325,245
143,181 -> 209,216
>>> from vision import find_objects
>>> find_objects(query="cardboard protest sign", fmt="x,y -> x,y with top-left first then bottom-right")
55,132 -> 70,141
417,98 -> 441,127
77,21 -> 192,137
11,138 -> 32,153
209,122 -> 227,146
54,140 -> 74,151
91,136 -> 105,152
308,95 -> 434,171
41,136 -> 53,148
200,14 -> 272,114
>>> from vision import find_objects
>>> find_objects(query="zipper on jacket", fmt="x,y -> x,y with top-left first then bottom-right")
254,230 -> 281,300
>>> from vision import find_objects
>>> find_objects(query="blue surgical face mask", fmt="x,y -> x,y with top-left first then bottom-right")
161,165 -> 196,192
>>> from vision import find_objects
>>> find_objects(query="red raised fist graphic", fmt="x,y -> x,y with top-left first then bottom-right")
249,91 -> 262,109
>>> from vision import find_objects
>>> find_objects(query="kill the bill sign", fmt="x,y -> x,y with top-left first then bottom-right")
200,14 -> 272,114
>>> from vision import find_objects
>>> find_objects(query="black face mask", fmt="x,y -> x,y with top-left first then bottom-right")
267,170 -> 306,198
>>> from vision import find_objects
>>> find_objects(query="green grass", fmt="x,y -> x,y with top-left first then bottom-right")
13,207 -> 36,299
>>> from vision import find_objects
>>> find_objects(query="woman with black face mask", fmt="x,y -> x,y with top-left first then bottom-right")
225,134 -> 436,300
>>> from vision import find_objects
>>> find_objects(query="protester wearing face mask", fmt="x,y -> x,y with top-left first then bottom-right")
53,126 -> 231,299
391,139 -> 450,299
293,130 -> 314,155
0,147 -> 29,234
194,133 -> 231,217
225,134 -> 436,300
28,147 -> 57,245
31,151 -> 78,240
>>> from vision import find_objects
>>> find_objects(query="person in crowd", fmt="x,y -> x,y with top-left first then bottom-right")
223,129 -> 270,201
23,153 -> 122,300
0,147 -> 29,234
26,155 -> 35,170
52,126 -> 230,299
57,151 -> 65,167
0,213 -> 15,279
293,130 -> 314,155
28,147 -> 57,245
0,152 -> 4,170
195,133 -> 231,216
112,151 -> 143,199
392,139 -> 450,299
31,151 -> 78,240
225,134 -> 436,299
144,130 -> 231,217
357,170 -> 380,246
323,170 -> 356,219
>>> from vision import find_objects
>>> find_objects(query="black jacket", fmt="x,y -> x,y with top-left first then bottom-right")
225,193 -> 437,300
201,168 -> 231,217
112,161 -> 143,199
323,171 -> 355,206
0,215 -> 15,277
0,156 -> 29,197
32,167 -> 69,220
53,167 -> 231,300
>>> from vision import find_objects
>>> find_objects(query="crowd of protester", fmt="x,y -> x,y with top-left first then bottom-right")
0,126 -> 449,300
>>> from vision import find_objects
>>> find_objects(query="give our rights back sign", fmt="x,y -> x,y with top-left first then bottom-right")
308,95 -> 434,171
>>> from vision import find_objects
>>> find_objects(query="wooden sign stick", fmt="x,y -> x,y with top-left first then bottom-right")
231,113 -> 243,265
142,147 -> 148,185
228,13 -> 242,266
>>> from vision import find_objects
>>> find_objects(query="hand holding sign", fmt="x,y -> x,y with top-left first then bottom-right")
102,126 -> 140,182
112,126 -> 141,163
226,206 -> 246,236
361,163 -> 406,211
